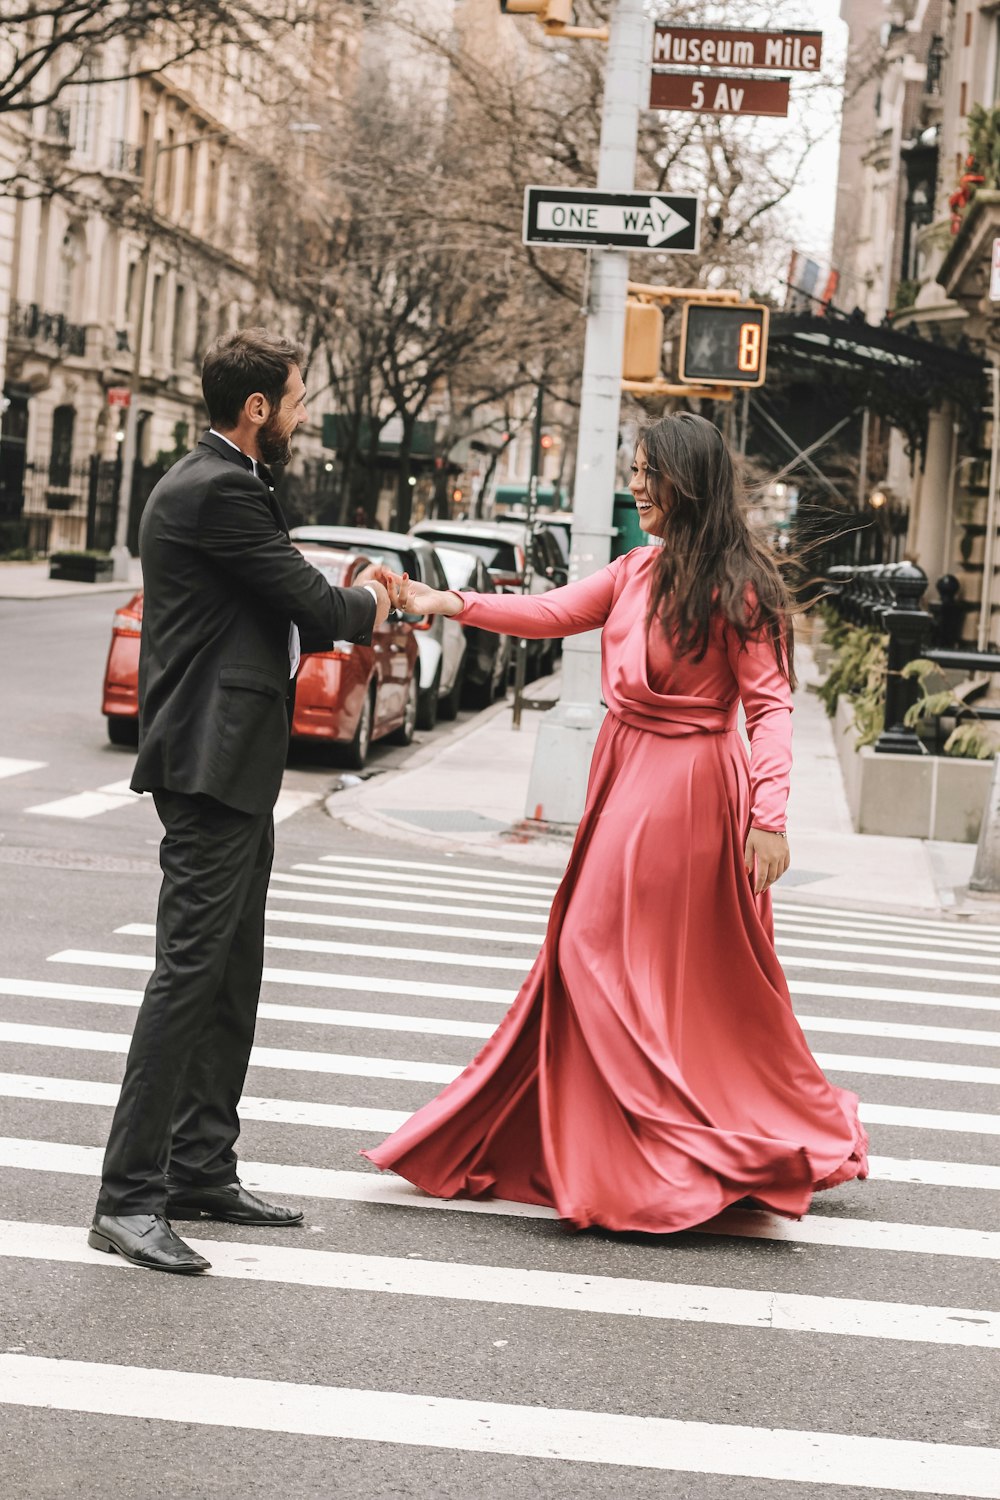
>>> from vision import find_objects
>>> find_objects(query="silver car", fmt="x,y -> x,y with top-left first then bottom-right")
288,526 -> 467,730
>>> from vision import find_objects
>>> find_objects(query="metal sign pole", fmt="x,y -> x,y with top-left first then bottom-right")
524,0 -> 649,825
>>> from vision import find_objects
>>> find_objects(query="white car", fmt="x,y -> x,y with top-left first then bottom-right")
288,526 -> 467,730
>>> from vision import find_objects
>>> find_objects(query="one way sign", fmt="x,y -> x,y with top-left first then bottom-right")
523,186 -> 700,252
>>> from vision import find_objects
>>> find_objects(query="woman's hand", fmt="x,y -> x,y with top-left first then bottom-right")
400,578 -> 463,617
744,828 -> 790,895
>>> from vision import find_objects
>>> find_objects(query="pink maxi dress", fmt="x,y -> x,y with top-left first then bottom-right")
363,546 -> 868,1232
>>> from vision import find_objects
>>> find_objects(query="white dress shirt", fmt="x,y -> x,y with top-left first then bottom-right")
208,429 -> 379,676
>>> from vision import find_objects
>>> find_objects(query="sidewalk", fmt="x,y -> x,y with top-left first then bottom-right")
0,559 -> 142,600
328,644 -> 984,916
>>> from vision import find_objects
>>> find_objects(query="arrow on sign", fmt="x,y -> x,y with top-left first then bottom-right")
523,187 -> 700,253
536,195 -> 689,247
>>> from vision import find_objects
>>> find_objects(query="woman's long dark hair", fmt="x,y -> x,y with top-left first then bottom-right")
640,412 -> 795,687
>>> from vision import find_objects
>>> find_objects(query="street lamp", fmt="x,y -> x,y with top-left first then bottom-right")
110,128 -> 228,581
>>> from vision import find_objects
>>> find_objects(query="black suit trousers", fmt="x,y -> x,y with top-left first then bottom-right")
97,789 -> 274,1214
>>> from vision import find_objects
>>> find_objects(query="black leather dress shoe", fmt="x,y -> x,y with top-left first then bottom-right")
166,1182 -> 304,1226
88,1213 -> 210,1274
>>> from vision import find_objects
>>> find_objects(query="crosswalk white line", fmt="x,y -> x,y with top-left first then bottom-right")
265,887 -> 550,926
813,1050 -> 1000,1087
4,1353 -> 998,1493
3,1068 -> 999,1154
776,913 -> 1000,955
116,924 -> 532,973
0,757 -> 46,780
263,907 -> 542,945
777,898 -> 1000,939
3,1138 -> 998,1259
46,952 -> 515,1004
797,1014 -> 1000,1049
0,1022 -> 458,1084
781,954 -> 1000,987
7,969 -> 998,1055
295,864 -> 555,903
4,1220 -> 997,1349
318,854 -> 560,888
0,1075 -> 406,1133
26,779 -> 145,820
275,870 -> 553,910
779,934 -> 1000,971
272,790 -> 322,825
788,978 -> 1000,1015
867,1156 -> 1000,1190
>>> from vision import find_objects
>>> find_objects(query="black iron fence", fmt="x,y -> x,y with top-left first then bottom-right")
824,563 -> 1000,754
8,301 -> 86,357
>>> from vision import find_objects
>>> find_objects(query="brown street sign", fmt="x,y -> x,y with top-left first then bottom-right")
652,26 -> 822,73
649,73 -> 791,117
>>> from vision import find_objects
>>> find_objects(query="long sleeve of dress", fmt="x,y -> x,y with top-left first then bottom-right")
455,556 -> 626,639
726,626 -> 793,830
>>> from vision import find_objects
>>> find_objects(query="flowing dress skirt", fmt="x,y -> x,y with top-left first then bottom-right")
363,713 -> 868,1233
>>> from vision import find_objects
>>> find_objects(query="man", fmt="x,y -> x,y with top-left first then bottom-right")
89,329 -> 399,1274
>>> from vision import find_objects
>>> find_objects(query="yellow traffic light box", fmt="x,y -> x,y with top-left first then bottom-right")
678,302 -> 769,386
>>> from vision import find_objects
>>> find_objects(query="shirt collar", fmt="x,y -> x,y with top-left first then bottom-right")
209,428 -> 257,477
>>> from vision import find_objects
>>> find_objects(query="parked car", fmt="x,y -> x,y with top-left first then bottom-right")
100,547 -> 420,768
495,509 -> 573,568
288,526 -> 466,730
410,519 -> 564,676
433,543 -> 512,708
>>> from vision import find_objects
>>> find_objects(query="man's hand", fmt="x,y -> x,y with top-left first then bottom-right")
367,580 -> 391,627
744,828 -> 790,895
356,563 -> 406,613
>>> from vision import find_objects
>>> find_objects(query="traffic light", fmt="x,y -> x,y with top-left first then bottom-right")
623,299 -> 664,383
500,1 -> 572,23
498,1 -> 606,39
678,302 -> 769,387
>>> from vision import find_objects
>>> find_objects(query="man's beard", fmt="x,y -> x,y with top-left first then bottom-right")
259,414 -> 294,466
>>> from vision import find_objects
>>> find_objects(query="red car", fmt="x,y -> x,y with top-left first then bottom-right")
101,547 -> 420,768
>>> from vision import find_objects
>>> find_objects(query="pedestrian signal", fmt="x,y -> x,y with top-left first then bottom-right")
678,302 -> 769,387
623,299 -> 664,383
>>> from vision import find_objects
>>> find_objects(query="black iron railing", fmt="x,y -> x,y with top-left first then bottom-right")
9,302 -> 86,356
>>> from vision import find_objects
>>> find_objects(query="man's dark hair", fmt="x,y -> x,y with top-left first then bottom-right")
201,328 -> 304,429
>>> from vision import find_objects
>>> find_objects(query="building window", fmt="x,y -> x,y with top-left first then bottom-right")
57,228 -> 83,318
960,81 -> 968,116
965,9 -> 972,48
150,272 -> 164,356
49,405 -> 75,487
172,282 -> 186,366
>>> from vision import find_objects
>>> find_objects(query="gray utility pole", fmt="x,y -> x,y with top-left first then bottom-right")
524,0 -> 649,824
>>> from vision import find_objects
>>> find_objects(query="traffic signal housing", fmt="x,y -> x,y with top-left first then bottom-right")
678,302 -> 769,387
498,1 -> 607,40
623,300 -> 665,383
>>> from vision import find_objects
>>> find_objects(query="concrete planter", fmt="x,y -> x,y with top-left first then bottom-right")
49,554 -> 113,583
832,696 -> 992,841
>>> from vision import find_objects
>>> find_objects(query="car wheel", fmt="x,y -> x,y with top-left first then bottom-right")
341,683 -> 375,770
416,663 -> 441,731
106,716 -> 138,747
438,657 -> 465,721
388,673 -> 419,746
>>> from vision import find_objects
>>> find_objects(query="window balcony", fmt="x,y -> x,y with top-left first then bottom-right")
9,301 -> 87,357
107,141 -> 144,177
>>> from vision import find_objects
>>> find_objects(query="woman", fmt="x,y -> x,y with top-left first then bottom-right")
364,413 -> 868,1233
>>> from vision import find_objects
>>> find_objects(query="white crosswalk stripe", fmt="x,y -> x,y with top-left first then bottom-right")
2,850 -> 1000,1492
0,757 -> 46,780
25,779 -> 144,819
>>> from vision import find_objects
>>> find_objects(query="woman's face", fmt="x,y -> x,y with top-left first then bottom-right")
629,445 -> 672,537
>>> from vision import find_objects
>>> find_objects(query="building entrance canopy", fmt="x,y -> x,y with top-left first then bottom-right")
767,313 -> 986,456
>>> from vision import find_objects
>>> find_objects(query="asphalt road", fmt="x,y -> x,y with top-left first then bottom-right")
0,592 -> 998,1499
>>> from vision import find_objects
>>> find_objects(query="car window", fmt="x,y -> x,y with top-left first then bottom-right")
425,551 -> 450,591
435,548 -> 475,591
419,533 -> 521,573
312,540 -> 417,577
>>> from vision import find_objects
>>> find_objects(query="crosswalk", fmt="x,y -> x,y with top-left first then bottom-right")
0,755 -> 320,824
0,849 -> 998,1494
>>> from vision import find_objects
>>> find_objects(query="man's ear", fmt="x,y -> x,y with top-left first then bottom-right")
244,392 -> 269,427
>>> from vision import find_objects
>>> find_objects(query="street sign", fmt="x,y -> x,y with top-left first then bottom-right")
650,72 -> 791,117
652,25 -> 822,72
991,238 -> 1000,301
678,302 -> 769,387
107,387 -> 131,408
522,186 -> 699,251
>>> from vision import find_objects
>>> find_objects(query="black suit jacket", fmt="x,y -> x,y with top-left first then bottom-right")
131,431 -> 376,814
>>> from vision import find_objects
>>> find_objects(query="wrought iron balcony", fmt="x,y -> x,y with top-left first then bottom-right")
9,301 -> 87,357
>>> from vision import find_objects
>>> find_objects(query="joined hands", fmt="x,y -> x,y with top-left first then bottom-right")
355,564 -> 462,625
